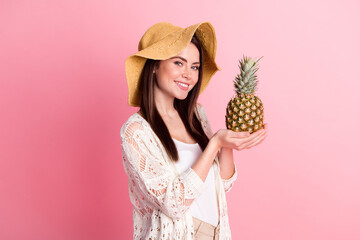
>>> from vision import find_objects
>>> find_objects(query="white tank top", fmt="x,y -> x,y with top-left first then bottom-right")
172,138 -> 219,227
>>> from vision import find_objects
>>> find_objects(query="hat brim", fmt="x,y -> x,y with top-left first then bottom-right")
125,22 -> 221,107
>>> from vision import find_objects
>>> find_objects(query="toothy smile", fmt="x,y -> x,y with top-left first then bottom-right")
175,81 -> 189,88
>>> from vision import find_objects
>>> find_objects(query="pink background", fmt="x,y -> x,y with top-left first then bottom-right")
1,0 -> 359,239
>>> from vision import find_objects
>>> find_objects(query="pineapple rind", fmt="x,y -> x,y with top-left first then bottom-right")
225,95 -> 264,134
226,55 -> 264,134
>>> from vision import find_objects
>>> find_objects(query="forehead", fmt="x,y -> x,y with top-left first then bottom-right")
177,42 -> 199,57
166,43 -> 200,63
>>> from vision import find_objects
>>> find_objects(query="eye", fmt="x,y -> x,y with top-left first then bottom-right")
175,61 -> 183,66
194,66 -> 200,70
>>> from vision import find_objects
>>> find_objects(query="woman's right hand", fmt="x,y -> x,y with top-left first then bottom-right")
212,123 -> 268,151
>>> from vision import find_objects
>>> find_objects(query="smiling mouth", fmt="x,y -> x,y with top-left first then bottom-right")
175,81 -> 189,90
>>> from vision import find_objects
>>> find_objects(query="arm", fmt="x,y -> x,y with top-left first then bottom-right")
196,103 -> 238,192
218,147 -> 235,179
191,138 -> 220,182
218,147 -> 238,192
120,119 -> 218,220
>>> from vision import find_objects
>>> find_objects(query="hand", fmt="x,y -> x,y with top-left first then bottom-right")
242,123 -> 268,150
212,123 -> 268,151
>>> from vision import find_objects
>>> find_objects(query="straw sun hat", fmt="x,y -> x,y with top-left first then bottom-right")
124,21 -> 222,107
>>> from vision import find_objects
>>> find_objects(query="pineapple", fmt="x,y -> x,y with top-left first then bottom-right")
225,55 -> 264,134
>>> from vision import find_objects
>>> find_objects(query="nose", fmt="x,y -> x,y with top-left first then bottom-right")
182,66 -> 191,80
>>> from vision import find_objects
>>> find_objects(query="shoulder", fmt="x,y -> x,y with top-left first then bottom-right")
120,112 -> 148,139
195,102 -> 204,115
195,102 -> 203,110
195,102 -> 208,120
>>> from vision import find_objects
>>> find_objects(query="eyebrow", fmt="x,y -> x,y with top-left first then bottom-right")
169,56 -> 200,65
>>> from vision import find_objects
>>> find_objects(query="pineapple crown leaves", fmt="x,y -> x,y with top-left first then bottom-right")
233,55 -> 264,95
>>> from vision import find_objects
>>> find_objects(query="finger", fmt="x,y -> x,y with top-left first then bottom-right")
235,131 -> 266,150
247,128 -> 266,140
245,132 -> 267,149
236,129 -> 265,146
233,128 -> 265,149
251,133 -> 267,146
243,131 -> 267,149
233,137 -> 253,150
232,131 -> 250,138
252,130 -> 267,143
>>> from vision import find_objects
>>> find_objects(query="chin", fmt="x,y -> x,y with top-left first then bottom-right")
175,94 -> 188,101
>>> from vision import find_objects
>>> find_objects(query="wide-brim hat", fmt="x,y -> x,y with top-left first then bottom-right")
124,21 -> 222,107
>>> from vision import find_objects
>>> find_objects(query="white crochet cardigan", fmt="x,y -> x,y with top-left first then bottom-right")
120,103 -> 238,239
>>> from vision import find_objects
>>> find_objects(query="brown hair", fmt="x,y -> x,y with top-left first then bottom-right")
138,34 -> 210,162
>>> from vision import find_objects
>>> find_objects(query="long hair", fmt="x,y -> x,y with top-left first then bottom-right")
138,34 -> 210,162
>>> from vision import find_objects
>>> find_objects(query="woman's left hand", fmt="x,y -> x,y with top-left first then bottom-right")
240,123 -> 268,150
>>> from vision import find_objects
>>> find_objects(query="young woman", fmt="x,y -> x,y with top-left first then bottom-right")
120,22 -> 267,240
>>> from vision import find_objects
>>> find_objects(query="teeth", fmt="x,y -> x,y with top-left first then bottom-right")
176,81 -> 189,87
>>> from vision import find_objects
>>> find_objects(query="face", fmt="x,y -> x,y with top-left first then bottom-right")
153,42 -> 200,101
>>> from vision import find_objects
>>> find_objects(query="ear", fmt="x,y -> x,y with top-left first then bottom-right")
153,61 -> 160,73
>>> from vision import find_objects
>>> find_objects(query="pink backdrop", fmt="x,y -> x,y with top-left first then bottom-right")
1,0 -> 359,239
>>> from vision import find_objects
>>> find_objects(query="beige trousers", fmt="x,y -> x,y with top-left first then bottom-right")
193,217 -> 220,240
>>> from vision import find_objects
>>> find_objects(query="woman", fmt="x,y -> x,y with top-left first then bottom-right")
120,22 -> 267,240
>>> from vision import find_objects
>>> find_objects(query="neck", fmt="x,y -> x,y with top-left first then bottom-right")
154,88 -> 177,118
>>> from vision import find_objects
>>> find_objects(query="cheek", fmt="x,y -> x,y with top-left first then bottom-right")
168,67 -> 182,78
192,73 -> 199,83
156,72 -> 176,88
159,65 -> 180,80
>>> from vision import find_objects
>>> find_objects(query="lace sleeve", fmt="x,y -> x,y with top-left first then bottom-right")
196,103 -> 238,193
120,119 -> 206,220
